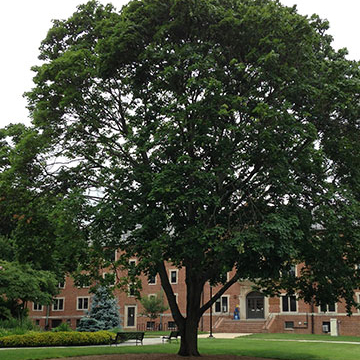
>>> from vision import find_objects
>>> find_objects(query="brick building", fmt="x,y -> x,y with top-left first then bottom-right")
28,258 -> 360,336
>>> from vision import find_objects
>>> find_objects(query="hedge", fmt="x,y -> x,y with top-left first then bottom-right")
0,330 -> 114,347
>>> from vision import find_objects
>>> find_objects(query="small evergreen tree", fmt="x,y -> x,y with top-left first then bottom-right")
77,286 -> 121,332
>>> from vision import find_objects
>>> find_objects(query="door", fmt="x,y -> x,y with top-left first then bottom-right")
126,306 -> 136,327
246,291 -> 264,319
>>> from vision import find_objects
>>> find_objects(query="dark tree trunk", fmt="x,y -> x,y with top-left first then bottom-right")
178,315 -> 201,356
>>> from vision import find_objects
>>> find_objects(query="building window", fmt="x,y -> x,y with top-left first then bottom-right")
129,283 -> 136,297
129,259 -> 136,267
322,321 -> 330,333
320,303 -> 336,313
33,303 -> 43,311
170,270 -> 178,284
168,321 -> 177,330
51,319 -> 62,328
214,296 -> 229,313
147,321 -> 155,330
103,272 -> 116,286
148,275 -> 156,285
77,297 -> 89,310
282,295 -> 297,312
288,265 -> 296,277
285,321 -> 294,329
105,249 -> 116,262
76,319 -> 81,327
52,298 -> 64,311
35,320 -> 40,326
58,281 -> 65,289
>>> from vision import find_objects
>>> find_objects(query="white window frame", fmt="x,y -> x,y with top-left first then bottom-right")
169,269 -> 178,284
125,305 -> 137,328
58,281 -> 65,289
281,294 -> 297,313
174,293 -> 178,303
128,283 -> 136,297
318,302 -> 337,313
102,272 -> 116,286
214,295 -> 229,314
148,275 -> 157,285
33,303 -> 43,311
52,297 -> 65,311
77,296 -> 90,311
148,293 -> 156,299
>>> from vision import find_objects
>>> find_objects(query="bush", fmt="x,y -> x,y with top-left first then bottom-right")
0,330 -> 114,347
0,317 -> 37,330
0,317 -> 40,337
52,322 -> 72,332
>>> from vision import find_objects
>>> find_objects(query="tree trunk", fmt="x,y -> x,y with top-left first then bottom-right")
178,315 -> 201,356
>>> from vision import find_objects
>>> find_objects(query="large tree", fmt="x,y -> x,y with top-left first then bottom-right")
0,124 -> 89,318
26,0 -> 360,355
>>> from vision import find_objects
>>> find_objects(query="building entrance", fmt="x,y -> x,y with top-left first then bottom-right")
246,291 -> 264,319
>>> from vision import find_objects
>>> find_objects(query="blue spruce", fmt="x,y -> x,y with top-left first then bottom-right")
77,286 -> 121,332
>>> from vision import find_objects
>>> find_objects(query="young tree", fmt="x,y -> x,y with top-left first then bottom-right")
140,291 -> 169,328
25,0 -> 360,355
77,286 -> 121,332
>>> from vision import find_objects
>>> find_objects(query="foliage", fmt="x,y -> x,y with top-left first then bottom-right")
0,330 -> 113,347
25,0 -> 360,356
140,292 -> 169,320
0,260 -> 58,320
0,318 -> 39,338
51,322 -> 72,332
77,287 -> 121,332
0,124 -> 88,275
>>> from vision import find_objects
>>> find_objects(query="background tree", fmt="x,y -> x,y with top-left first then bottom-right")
0,260 -> 58,321
25,0 -> 360,356
0,123 -> 89,321
0,124 -> 88,275
140,291 -> 169,329
77,286 -> 121,332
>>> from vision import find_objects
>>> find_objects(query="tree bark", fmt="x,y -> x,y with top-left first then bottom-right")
178,315 -> 201,356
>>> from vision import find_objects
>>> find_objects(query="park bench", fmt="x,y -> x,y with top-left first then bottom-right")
162,330 -> 180,343
111,331 -> 145,346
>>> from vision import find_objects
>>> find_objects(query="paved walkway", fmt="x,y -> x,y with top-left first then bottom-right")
198,333 -> 251,339
251,338 -> 360,345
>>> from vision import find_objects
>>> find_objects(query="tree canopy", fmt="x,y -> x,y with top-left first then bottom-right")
25,0 -> 360,356
0,260 -> 58,320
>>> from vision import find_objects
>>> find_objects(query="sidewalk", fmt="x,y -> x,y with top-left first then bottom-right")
198,333 -> 251,339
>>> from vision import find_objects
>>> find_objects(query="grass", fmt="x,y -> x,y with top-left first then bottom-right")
1,335 -> 360,360
248,333 -> 360,342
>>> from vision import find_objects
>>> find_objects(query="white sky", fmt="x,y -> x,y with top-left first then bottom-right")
0,0 -> 359,129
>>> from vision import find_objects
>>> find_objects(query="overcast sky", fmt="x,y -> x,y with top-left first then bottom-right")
1,0 -> 359,129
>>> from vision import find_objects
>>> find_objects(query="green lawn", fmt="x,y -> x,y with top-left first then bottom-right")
248,333 -> 360,342
1,336 -> 360,360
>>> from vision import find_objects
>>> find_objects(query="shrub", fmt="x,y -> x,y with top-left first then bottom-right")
0,330 -> 114,347
52,322 -> 72,332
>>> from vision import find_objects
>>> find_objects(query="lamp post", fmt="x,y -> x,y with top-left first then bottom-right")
209,285 -> 214,338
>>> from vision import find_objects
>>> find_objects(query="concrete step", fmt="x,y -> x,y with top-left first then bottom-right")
215,319 -> 266,333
